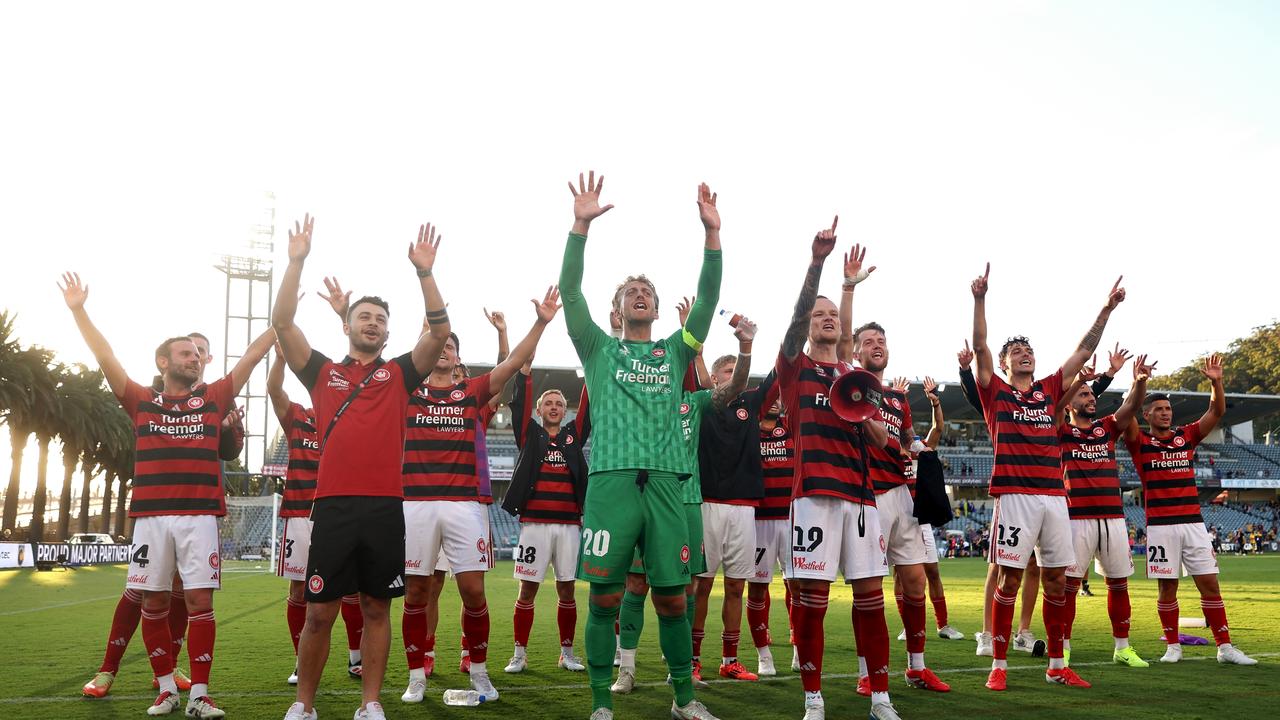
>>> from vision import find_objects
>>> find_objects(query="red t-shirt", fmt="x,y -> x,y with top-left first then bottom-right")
978,370 -> 1065,496
1125,421 -> 1204,527
297,350 -> 423,499
1059,415 -> 1123,520
279,402 -> 320,518
402,374 -> 494,501
868,386 -> 913,494
117,376 -> 235,517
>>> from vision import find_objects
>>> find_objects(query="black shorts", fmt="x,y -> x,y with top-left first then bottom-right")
306,496 -> 405,602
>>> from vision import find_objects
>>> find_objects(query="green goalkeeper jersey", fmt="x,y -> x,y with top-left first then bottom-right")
559,232 -> 722,476
679,389 -> 711,503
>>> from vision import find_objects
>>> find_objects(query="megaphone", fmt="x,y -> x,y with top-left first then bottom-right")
830,368 -> 884,423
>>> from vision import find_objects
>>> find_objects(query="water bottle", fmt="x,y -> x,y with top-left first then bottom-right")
718,308 -> 742,327
442,689 -> 487,706
909,435 -> 925,454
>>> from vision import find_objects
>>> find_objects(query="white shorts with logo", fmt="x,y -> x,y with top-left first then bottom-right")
404,500 -> 491,576
699,502 -> 756,580
784,495 -> 888,583
877,484 -> 929,567
751,518 -> 790,583
277,516 -> 312,581
1067,517 -> 1135,579
988,493 -> 1073,569
1146,522 -> 1218,579
513,522 -> 580,583
126,515 -> 221,591
920,523 -> 939,564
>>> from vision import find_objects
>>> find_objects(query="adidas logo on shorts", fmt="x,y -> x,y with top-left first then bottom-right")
388,576 -> 405,589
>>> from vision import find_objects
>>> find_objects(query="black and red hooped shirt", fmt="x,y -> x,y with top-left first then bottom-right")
402,374 -> 494,501
978,370 -> 1066,496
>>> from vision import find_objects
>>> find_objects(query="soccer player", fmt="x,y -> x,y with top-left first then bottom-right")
1056,354 -> 1150,667
746,395 -> 794,676
274,217 -> 452,720
398,288 -> 560,704
1123,354 -> 1257,666
776,218 -> 896,720
60,274 -> 274,718
835,246 -> 949,695
560,172 -> 722,720
266,345 -> 366,683
500,355 -> 591,673
82,331 -> 244,700
970,265 -> 1125,690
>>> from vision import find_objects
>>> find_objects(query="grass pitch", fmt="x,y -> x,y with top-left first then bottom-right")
1,555 -> 1277,719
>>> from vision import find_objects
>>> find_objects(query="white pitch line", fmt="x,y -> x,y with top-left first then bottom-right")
4,652 -> 1275,704
0,594 -> 119,617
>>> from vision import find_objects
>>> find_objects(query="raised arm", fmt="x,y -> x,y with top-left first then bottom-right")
677,296 -> 713,389
709,318 -> 756,411
267,345 -> 291,424
1055,356 -> 1098,423
485,308 -> 510,365
682,183 -> 724,347
1114,354 -> 1154,429
560,171 -> 613,347
1196,353 -> 1227,435
1092,342 -> 1131,396
970,263 -> 994,388
59,273 -> 128,397
510,359 -> 533,450
781,217 -> 838,361
408,223 -> 451,377
956,340 -> 984,414
228,327 -> 276,396
837,243 -> 875,364
922,376 -> 944,449
272,215 -> 316,373
1062,277 -> 1125,379
489,287 -> 560,391
318,276 -> 352,325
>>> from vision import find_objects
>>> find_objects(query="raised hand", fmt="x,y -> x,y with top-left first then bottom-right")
58,272 -> 88,310
971,263 -> 990,299
532,285 -> 562,324
288,214 -> 314,263
891,376 -> 910,393
408,223 -> 442,271
733,316 -> 758,343
843,243 -> 877,283
1105,276 -> 1126,310
675,296 -> 694,327
1200,353 -> 1223,382
1133,354 -> 1158,382
812,216 -> 838,260
1107,342 -> 1132,375
1078,354 -> 1100,383
923,376 -> 940,403
221,405 -> 245,431
957,340 -> 974,370
569,170 -> 614,224
484,308 -> 507,333
697,183 -> 720,232
319,276 -> 351,319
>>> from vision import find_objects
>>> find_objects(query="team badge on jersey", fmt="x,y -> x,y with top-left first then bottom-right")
736,408 -> 749,421
564,434 -> 574,445
680,403 -> 690,415
652,347 -> 666,358
773,426 -> 786,437
188,397 -> 204,409
373,368 -> 391,382
1173,436 -> 1185,447
889,397 -> 902,410
1093,426 -> 1106,437
1033,390 -> 1045,402
308,574 -> 324,593
450,389 -> 466,401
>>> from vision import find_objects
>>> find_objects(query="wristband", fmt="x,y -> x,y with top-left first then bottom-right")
416,268 -> 433,278
738,351 -> 751,357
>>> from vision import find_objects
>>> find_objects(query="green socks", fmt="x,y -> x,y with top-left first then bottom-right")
587,600 -> 620,710
619,590 -> 646,651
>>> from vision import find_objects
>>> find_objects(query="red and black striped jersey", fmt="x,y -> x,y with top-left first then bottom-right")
775,351 -> 874,506
978,370 -> 1065,496
116,376 -> 234,517
279,402 -> 319,518
1059,415 -> 1122,520
1124,421 -> 1204,527
521,440 -> 580,524
402,374 -> 494,501
757,421 -> 795,520
868,386 -> 913,494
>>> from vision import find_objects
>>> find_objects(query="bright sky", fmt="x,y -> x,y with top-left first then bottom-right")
3,2 -> 1278,498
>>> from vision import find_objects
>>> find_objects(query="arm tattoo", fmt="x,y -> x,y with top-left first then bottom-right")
781,261 -> 824,360
427,308 -> 449,326
710,352 -> 751,412
1077,312 -> 1108,353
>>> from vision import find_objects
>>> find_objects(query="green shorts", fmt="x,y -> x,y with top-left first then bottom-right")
628,501 -> 706,578
578,469 -> 691,588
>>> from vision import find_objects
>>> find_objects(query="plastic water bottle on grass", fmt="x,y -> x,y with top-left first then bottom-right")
443,689 -> 487,706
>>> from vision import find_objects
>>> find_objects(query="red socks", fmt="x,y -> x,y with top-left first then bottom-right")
1105,578 -> 1131,639
991,588 -> 1016,660
791,586 -> 829,692
461,604 -> 490,664
186,610 -> 215,685
1062,578 -> 1081,641
721,631 -> 740,661
557,600 -> 576,649
901,594 -> 927,655
141,607 -> 174,678
853,591 -> 890,693
1201,595 -> 1231,646
286,598 -> 307,654
402,604 -> 427,670
99,589 -> 143,673
746,597 -> 771,649
340,594 -> 363,651
932,596 -> 949,629
1042,593 -> 1066,659
168,592 -> 188,663
513,600 -> 535,648
692,628 -> 705,660
1157,600 -> 1180,645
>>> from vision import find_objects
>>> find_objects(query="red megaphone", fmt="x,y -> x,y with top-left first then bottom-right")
830,368 -> 884,423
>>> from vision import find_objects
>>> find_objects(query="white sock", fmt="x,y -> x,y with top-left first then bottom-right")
1219,643 -> 1233,651
619,648 -> 637,671
758,646 -> 773,661
804,690 -> 823,705
909,652 -> 925,671
409,667 -> 425,682
871,691 -> 890,706
561,645 -> 574,657
157,673 -> 178,695
349,649 -> 362,664
857,655 -> 868,677
425,650 -> 436,658
993,658 -> 1008,670
513,645 -> 527,659
1114,637 -> 1129,649
1049,657 -> 1064,670
722,656 -> 736,665
469,661 -> 486,675
190,682 -> 208,700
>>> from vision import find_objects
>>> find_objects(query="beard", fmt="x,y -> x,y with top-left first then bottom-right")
166,366 -> 200,388
351,333 -> 385,354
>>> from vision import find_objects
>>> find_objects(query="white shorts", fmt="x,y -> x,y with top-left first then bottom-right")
699,502 -> 757,580
513,522 -> 580,583
126,515 -> 221,592
988,494 -> 1073,569
920,523 -> 939,564
1067,517 -> 1135,579
784,495 -> 888,583
404,501 -> 491,576
277,516 -> 312,581
751,519 -> 790,583
1146,523 -> 1218,579
435,548 -> 450,574
877,484 -> 929,567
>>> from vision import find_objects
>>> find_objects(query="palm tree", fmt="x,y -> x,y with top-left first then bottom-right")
3,345 -> 57,535
89,397 -> 131,533
53,365 -> 103,539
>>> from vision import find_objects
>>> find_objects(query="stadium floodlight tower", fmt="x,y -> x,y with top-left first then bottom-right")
214,191 -> 276,493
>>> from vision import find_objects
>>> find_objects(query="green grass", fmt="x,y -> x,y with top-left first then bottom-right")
1,556 -> 1277,719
